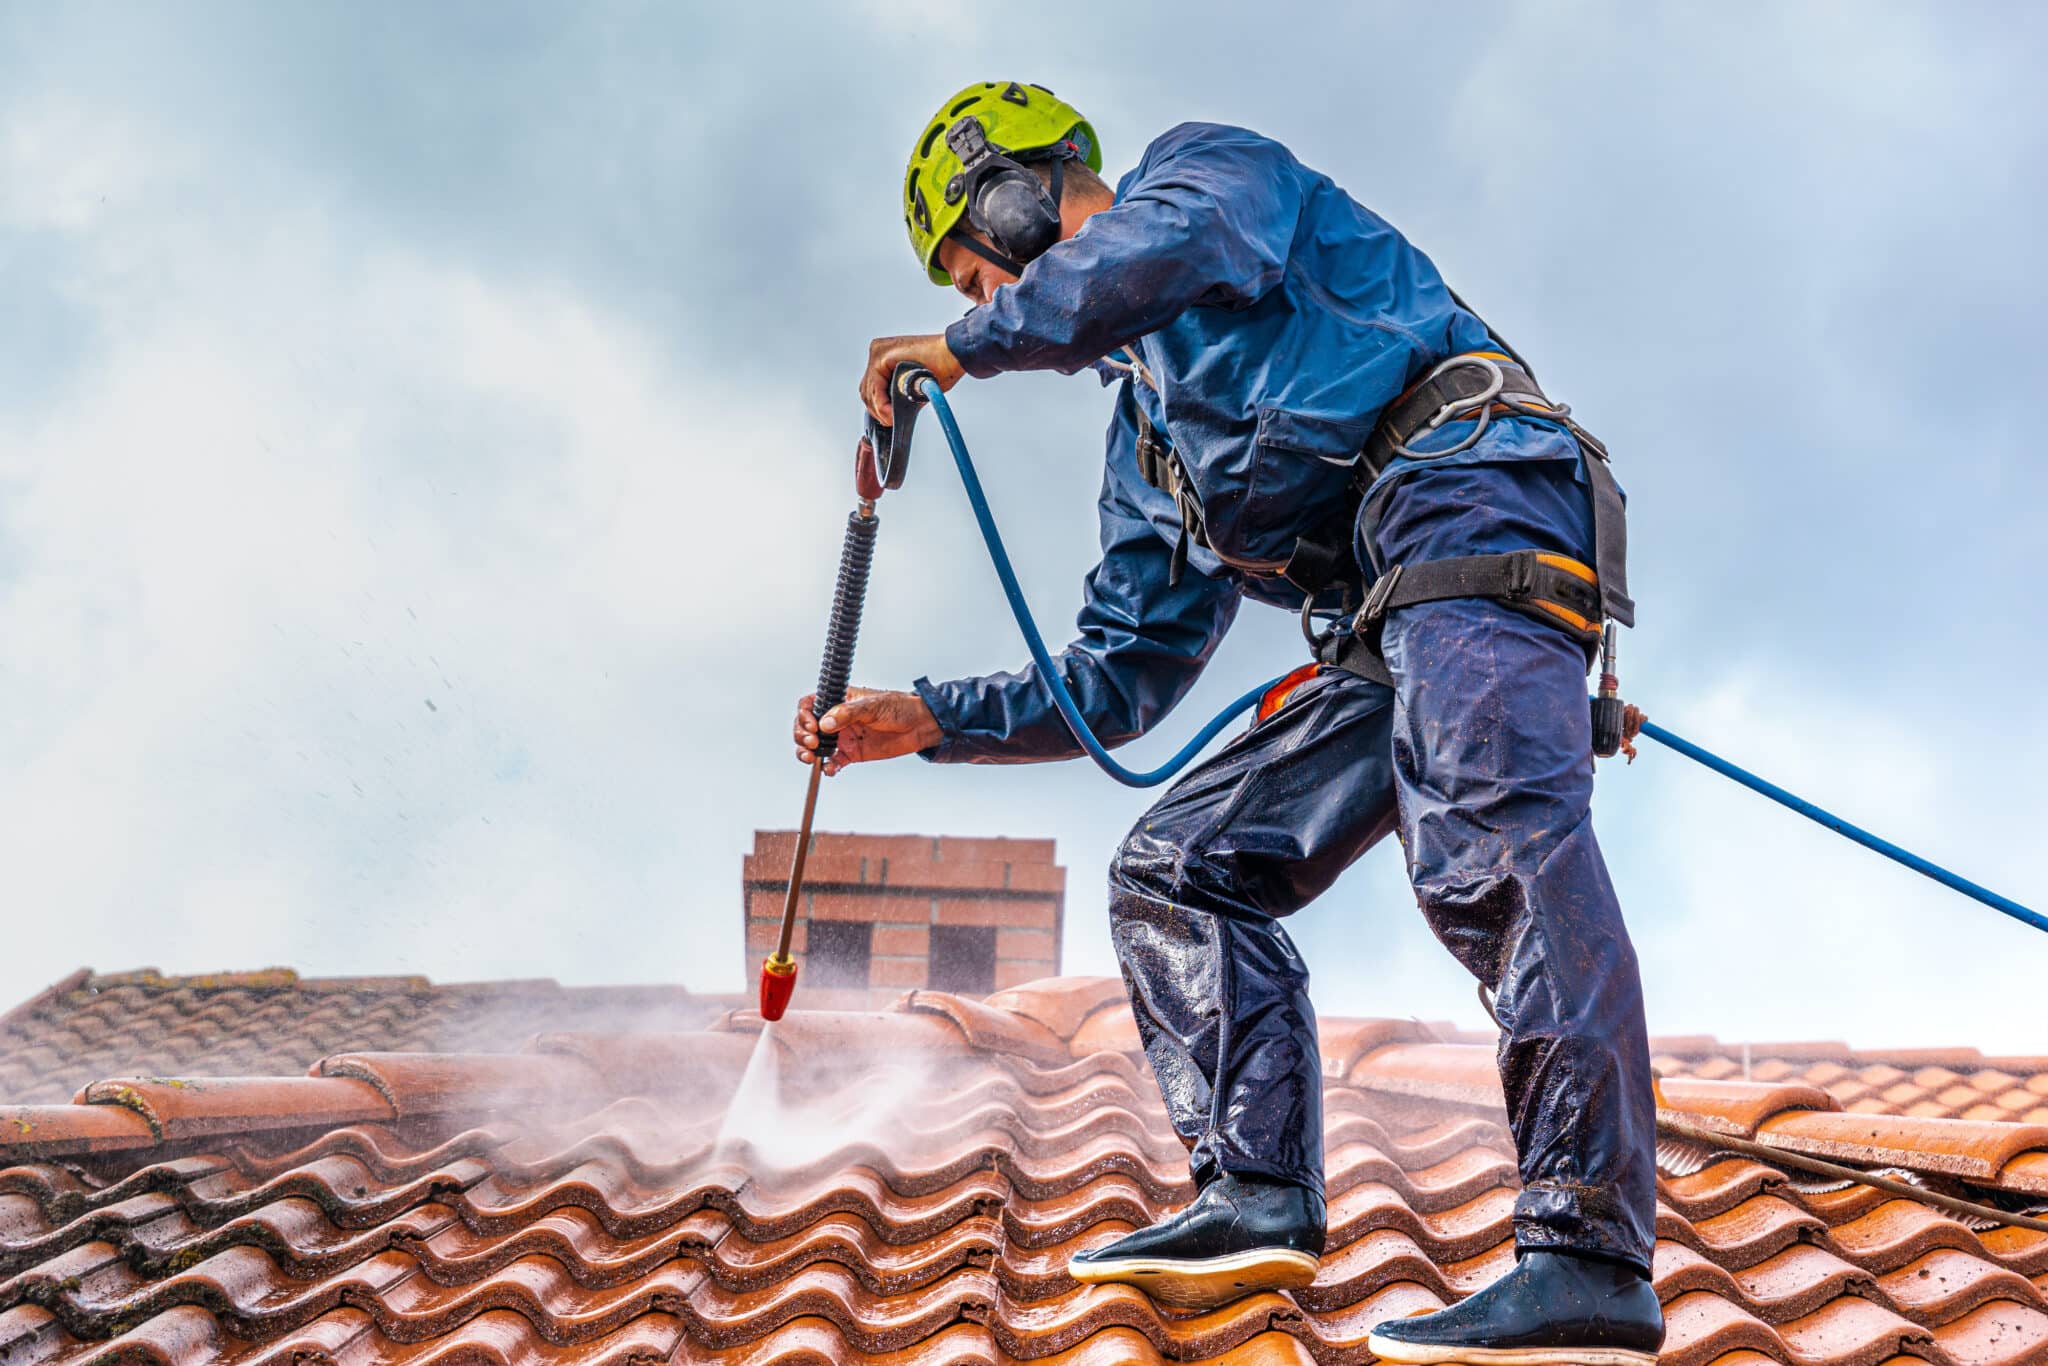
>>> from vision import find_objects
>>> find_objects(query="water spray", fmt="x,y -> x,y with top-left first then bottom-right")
759,364 -> 927,1021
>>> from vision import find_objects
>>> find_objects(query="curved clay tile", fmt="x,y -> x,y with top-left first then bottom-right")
899,994 -> 1070,1068
1323,1183 -> 1515,1264
980,978 -> 1126,1044
1660,1157 -> 1794,1222
1758,1111 -> 2048,1184
1289,1279 -> 1449,1355
704,1211 -> 998,1299
1655,1290 -> 1794,1366
1065,1008 -> 1141,1059
1023,1324 -> 1315,1366
1825,1199 -> 2000,1276
1348,1044 -> 1503,1108
1930,1298 -> 2048,1366
1678,1194 -> 1830,1271
410,1205 -> 726,1292
1727,1243 -> 1878,1324
1658,1078 -> 1843,1137
986,1279 -> 1300,1362
1000,1171 -> 1157,1253
677,1313 -> 997,1364
1770,1294 -> 1937,1366
1877,1245 -> 2048,1327
680,1262 -> 997,1355
1996,1150 -> 2048,1197
0,1105 -> 155,1159
1650,1238 -> 1753,1314
1295,1225 -> 1454,1310
74,1075 -> 394,1142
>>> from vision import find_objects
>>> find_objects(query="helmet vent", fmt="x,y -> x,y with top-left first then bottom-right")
950,95 -> 982,116
920,122 -> 946,158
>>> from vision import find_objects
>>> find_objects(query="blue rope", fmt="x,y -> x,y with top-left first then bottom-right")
923,384 -> 2042,931
925,387 -> 1281,788
1637,718 -> 2047,935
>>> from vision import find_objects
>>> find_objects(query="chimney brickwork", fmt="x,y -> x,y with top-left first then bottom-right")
742,832 -> 1066,1010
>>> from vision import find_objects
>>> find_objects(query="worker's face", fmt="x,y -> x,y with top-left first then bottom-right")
937,230 -> 1019,307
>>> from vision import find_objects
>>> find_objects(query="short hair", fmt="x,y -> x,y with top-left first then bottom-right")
1030,156 -> 1108,202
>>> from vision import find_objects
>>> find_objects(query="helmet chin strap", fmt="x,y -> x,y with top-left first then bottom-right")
950,231 -> 1031,279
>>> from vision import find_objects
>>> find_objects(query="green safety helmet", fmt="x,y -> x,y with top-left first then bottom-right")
903,81 -> 1101,286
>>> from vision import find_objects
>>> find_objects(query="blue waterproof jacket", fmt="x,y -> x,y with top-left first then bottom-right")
915,122 -> 1580,763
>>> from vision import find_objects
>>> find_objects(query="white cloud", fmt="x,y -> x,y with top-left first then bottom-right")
0,96 -> 846,1006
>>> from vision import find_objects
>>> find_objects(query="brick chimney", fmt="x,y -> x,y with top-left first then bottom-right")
742,833 -> 1066,1010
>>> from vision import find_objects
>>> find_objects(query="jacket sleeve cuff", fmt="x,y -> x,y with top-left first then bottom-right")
944,315 -> 1006,380
912,675 -> 973,764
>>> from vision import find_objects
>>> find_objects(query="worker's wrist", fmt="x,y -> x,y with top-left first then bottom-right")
911,676 -> 963,762
944,315 -> 1005,380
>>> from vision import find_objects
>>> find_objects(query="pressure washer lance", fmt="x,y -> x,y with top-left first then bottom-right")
759,364 -> 929,1022
1590,621 -> 1627,760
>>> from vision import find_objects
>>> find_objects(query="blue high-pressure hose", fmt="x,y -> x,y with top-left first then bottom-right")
1633,718 -> 2048,935
924,385 -> 1279,788
918,383 -> 2043,936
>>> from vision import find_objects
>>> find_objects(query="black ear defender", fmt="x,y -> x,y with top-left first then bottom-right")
943,114 -> 1079,277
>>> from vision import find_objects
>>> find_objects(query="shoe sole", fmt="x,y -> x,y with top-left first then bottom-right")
1365,1334 -> 1658,1366
1068,1248 -> 1320,1311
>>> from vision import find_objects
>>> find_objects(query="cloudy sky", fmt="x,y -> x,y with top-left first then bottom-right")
3,4 -> 2043,1052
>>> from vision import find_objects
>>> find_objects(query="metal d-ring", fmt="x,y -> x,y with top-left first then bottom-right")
1389,353 -> 1506,460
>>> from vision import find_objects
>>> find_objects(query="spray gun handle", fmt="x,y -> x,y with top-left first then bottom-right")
862,363 -> 935,492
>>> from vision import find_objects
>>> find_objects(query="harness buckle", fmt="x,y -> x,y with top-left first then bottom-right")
1501,549 -> 1537,601
1357,562 -> 1405,626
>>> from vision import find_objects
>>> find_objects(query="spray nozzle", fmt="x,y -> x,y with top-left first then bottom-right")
759,952 -> 799,1022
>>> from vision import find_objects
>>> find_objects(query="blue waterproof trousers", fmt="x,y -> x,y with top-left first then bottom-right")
1108,457 -> 1658,1271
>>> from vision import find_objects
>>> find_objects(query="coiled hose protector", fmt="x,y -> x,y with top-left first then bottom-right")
813,508 -> 879,758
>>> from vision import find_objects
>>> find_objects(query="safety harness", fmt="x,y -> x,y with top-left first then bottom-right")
1124,327 -> 1634,692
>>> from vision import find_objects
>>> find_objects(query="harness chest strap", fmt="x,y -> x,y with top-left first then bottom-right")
1132,402 -> 1204,587
1125,337 -> 1632,654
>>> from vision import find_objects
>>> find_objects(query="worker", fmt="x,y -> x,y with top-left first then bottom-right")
793,82 -> 1664,1364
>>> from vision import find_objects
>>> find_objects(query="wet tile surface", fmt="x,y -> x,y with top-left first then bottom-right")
0,975 -> 2042,1364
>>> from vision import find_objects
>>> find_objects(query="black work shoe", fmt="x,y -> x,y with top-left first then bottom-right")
1368,1249 -> 1664,1366
1068,1172 -> 1324,1311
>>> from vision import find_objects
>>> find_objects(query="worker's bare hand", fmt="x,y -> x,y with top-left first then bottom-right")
860,334 -> 965,426
794,686 -> 944,775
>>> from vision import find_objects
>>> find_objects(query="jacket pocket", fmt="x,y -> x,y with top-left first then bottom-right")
1254,406 -> 1373,466
1228,406 -> 1373,570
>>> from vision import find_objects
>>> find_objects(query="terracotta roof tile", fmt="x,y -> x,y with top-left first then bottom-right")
1657,1078 -> 1843,1137
1348,1044 -> 1504,1107
0,969 -> 731,1109
1066,1008 -> 1141,1059
1,977 -> 2044,1364
900,992 -> 1073,1066
74,1074 -> 394,1140
1758,1110 -> 2048,1184
1655,1036 -> 2048,1129
0,1105 -> 156,1159
981,977 -> 1127,1044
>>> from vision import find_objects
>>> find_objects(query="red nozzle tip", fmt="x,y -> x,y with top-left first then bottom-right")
759,954 -> 798,1022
